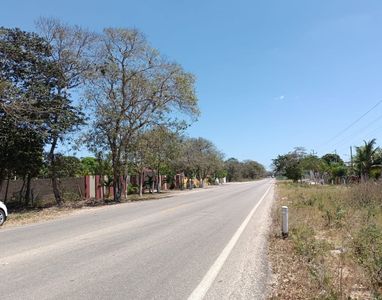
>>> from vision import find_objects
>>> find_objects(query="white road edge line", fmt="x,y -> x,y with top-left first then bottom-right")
188,183 -> 273,300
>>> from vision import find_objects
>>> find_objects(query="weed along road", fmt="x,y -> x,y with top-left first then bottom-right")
0,179 -> 274,300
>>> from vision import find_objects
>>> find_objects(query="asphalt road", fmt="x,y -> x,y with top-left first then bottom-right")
0,179 -> 274,300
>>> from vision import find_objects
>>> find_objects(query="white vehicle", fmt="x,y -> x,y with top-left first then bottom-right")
0,201 -> 8,226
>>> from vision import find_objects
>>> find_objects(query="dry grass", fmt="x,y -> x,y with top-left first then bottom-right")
2,191 -> 174,228
5,206 -> 77,227
2,185 -> 222,228
268,181 -> 382,299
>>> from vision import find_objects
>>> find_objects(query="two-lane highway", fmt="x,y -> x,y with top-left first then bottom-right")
0,179 -> 274,300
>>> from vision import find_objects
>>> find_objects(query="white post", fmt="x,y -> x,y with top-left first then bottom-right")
282,206 -> 288,238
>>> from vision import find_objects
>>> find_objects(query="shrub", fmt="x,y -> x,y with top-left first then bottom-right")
349,182 -> 382,208
62,192 -> 82,203
322,205 -> 346,228
291,225 -> 330,262
353,224 -> 382,295
127,184 -> 139,195
291,224 -> 336,297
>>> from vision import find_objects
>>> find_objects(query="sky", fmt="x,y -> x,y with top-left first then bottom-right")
2,0 -> 382,169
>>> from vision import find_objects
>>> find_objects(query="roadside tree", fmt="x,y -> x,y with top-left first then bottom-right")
85,28 -> 199,201
354,139 -> 381,181
36,18 -> 96,205
321,153 -> 347,183
0,27 -> 61,204
273,148 -> 306,182
141,126 -> 183,193
241,160 -> 266,180
225,158 -> 242,182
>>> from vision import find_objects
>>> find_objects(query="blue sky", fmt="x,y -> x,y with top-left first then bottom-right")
2,0 -> 382,169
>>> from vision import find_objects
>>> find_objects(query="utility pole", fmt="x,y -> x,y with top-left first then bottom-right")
350,146 -> 353,174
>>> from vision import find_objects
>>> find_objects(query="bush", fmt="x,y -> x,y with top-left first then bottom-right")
321,205 -> 346,228
127,184 -> 139,195
349,182 -> 382,208
291,225 -> 330,262
62,192 -> 82,203
353,224 -> 382,295
291,224 -> 336,297
275,181 -> 382,298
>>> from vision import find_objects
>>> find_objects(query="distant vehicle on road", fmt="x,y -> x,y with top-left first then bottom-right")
0,201 -> 8,226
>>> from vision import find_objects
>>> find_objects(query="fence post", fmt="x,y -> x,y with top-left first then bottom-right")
282,206 -> 289,238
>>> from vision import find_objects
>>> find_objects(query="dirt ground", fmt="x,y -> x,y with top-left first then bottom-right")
2,191 -> 174,228
267,181 -> 377,299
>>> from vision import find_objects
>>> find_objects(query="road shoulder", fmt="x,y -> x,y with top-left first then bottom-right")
204,184 -> 274,299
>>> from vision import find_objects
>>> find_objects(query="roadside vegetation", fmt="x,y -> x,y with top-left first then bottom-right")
269,141 -> 382,299
4,190 -> 175,227
0,19 -> 266,219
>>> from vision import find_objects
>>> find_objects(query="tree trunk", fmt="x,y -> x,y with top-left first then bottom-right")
24,173 -> 32,206
49,136 -> 63,206
19,175 -> 26,205
201,171 -> 205,188
113,172 -> 118,202
100,176 -> 105,200
157,171 -> 161,193
0,170 -> 4,195
111,147 -> 122,202
123,173 -> 129,200
139,170 -> 144,197
179,174 -> 183,190
4,176 -> 10,204
113,173 -> 122,202
51,175 -> 62,205
112,164 -> 119,202
364,172 -> 369,182
150,176 -> 154,194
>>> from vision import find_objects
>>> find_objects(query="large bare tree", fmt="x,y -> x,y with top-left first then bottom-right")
85,28 -> 199,201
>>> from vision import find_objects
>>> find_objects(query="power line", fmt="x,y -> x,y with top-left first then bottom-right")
332,113 -> 382,148
322,99 -> 382,147
334,123 -> 382,154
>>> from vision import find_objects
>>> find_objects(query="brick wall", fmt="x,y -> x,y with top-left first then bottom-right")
0,177 -> 85,203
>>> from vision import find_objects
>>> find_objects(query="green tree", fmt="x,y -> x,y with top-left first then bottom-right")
0,27 -> 58,204
225,158 -> 242,182
354,139 -> 381,181
321,153 -> 344,165
241,160 -> 266,180
321,153 -> 347,183
273,148 -> 306,182
142,126 -> 183,193
53,155 -> 83,178
301,155 -> 325,173
0,119 -> 44,204
80,157 -> 99,176
0,26 -> 87,206
189,138 -> 223,186
0,27 -> 54,124
224,158 -> 266,182
127,131 -> 152,196
174,137 -> 224,188
36,19 -> 94,205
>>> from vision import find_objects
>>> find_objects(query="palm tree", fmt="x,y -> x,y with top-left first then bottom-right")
354,139 -> 381,181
